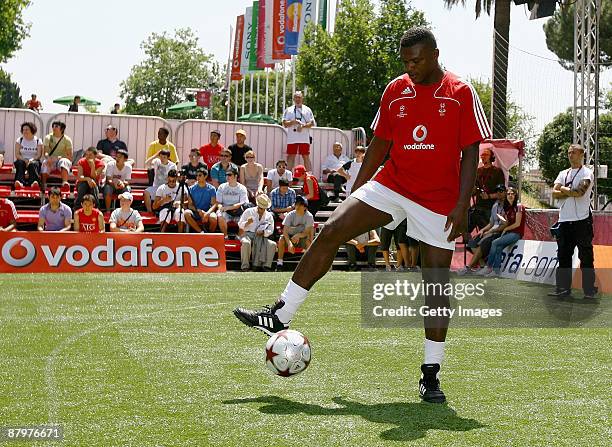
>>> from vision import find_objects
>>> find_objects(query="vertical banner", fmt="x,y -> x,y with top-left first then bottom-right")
285,0 -> 302,55
231,16 -> 244,81
298,0 -> 316,47
249,2 -> 263,72
264,0 -> 275,64
240,6 -> 253,75
272,0 -> 291,61
258,0 -> 275,68
318,0 -> 327,31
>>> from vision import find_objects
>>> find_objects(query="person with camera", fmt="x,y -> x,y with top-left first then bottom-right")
283,91 -> 316,172
548,144 -> 597,299
215,167 -> 249,238
153,169 -> 188,233
467,148 -> 505,235
238,194 -> 277,272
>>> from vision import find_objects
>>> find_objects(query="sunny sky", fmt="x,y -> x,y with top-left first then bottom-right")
2,0 -> 610,132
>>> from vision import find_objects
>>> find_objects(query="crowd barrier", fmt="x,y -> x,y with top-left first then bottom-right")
0,108 -> 45,159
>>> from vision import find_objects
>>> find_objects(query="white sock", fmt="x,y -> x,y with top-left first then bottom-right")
424,339 -> 445,378
277,259 -> 283,265
275,279 -> 308,324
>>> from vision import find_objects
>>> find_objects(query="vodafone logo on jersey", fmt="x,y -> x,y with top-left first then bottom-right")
403,125 -> 435,150
0,232 -> 226,273
412,125 -> 428,142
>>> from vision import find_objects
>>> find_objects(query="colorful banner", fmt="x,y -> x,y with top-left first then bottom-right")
257,0 -> 275,68
240,6 -> 253,75
196,91 -> 211,108
284,0 -> 302,55
272,0 -> 291,60
318,0 -> 327,31
298,0 -> 316,47
0,232 -> 226,273
249,2 -> 263,71
231,16 -> 244,81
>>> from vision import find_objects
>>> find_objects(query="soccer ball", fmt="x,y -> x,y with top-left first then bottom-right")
265,330 -> 311,377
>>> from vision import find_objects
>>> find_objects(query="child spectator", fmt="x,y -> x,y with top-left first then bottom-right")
74,194 -> 104,233
109,192 -> 144,233
75,147 -> 104,209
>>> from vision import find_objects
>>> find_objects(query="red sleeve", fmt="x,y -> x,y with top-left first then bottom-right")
370,81 -> 395,141
458,83 -> 491,148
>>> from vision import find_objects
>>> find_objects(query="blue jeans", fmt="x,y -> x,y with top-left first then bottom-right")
487,232 -> 520,272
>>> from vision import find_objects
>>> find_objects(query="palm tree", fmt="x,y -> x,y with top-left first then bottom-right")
444,0 -> 511,139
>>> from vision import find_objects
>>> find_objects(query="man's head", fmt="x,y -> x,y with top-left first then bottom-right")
276,159 -> 287,174
293,90 -> 304,106
116,149 -> 128,163
278,178 -> 290,193
293,165 -> 307,180
166,169 -> 178,187
210,130 -> 221,144
225,167 -> 239,184
332,142 -> 343,157
85,146 -> 98,159
118,191 -> 133,207
51,121 -> 66,135
81,194 -> 95,212
31,94 -> 37,100
354,145 -> 366,161
189,148 -> 201,164
494,183 -> 507,201
480,148 -> 495,165
295,195 -> 308,213
158,127 -> 170,141
220,148 -> 232,163
567,143 -> 585,166
74,96 -> 81,104
196,167 -> 208,184
48,187 -> 61,206
159,149 -> 171,163
399,27 -> 439,84
235,129 -> 247,145
105,124 -> 118,140
114,103 -> 120,111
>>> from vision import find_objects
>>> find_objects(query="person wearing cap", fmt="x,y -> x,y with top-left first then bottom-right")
181,149 -> 207,186
74,194 -> 105,233
228,129 -> 252,167
96,125 -> 127,160
457,184 -> 507,275
215,167 -> 249,237
238,194 -> 276,271
337,146 -> 367,197
144,148 -> 177,213
110,192 -> 144,233
199,130 -> 224,170
282,90 -> 316,172
293,165 -> 321,216
210,148 -> 238,188
183,167 -> 218,233
104,149 -> 132,211
75,147 -> 105,210
276,195 -> 314,270
321,142 -> 350,201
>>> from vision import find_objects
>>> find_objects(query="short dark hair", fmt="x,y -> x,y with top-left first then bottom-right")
74,95 -> 81,101
400,26 -> 437,50
49,187 -> 61,197
167,169 -> 178,178
190,148 -> 200,155
20,121 -> 37,135
51,121 -> 66,133
226,167 -> 239,177
82,194 -> 95,203
278,179 -> 289,187
276,159 -> 287,167
85,146 -> 98,155
116,149 -> 129,159
196,167 -> 208,177
295,195 -> 308,207
159,149 -> 171,157
158,127 -> 170,137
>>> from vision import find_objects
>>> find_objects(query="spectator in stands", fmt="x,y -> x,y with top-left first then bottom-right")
68,96 -> 81,112
104,149 -> 132,211
109,192 -> 144,232
283,90 -> 315,172
210,148 -> 238,188
467,148 -> 505,235
238,194 -> 276,272
345,230 -> 380,271
478,187 -> 524,278
14,121 -> 43,188
293,164 -> 321,216
216,167 -> 248,237
96,125 -> 128,161
265,159 -> 293,193
337,146 -> 366,197
0,197 -> 18,232
41,121 -> 73,189
183,167 -> 218,233
25,94 -> 42,112
75,147 -> 104,209
240,150 -> 264,202
181,149 -> 207,186
229,129 -> 252,167
549,143 -> 597,299
146,128 -> 179,184
270,179 -> 296,221
74,194 -> 104,233
380,221 -> 409,272
321,142 -> 350,202
153,169 -> 185,233
111,103 -> 120,114
199,129 -> 224,169
38,188 -> 72,231
144,149 -> 177,213
276,196 -> 314,270
457,184 -> 506,275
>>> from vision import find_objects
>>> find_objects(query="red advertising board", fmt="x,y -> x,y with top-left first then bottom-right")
231,15 -> 245,81
196,91 -> 211,108
272,0 -> 291,60
0,232 -> 226,273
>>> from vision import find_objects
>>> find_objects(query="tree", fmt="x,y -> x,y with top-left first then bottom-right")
544,1 -> 611,70
296,0 -> 427,131
120,28 -> 214,117
444,0 -> 512,139
0,68 -> 23,108
0,0 -> 31,63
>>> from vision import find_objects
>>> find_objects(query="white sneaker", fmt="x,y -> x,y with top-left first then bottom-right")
385,265 -> 393,272
485,269 -> 498,278
475,267 -> 492,276
456,267 -> 472,276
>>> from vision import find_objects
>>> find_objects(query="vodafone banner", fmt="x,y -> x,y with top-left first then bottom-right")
271,0 -> 291,61
0,232 -> 226,273
231,15 -> 245,81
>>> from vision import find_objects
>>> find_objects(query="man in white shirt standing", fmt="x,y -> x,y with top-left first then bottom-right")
549,143 -> 597,299
282,91 -> 316,172
238,194 -> 276,272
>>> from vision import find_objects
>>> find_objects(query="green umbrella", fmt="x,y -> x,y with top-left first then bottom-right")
237,113 -> 278,124
167,101 -> 202,113
53,95 -> 101,106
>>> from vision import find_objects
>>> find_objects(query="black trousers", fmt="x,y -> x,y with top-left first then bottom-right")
326,173 -> 346,196
74,182 -> 100,210
555,215 -> 596,294
14,159 -> 41,186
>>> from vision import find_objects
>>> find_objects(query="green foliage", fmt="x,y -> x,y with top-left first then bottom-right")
0,68 -> 23,108
0,0 -> 31,63
443,0 -> 494,19
295,0 -> 427,130
544,2 -> 612,70
120,28 -> 214,117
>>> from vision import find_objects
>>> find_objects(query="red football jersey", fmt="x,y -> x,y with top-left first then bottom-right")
76,208 -> 103,233
0,199 -> 18,228
372,72 -> 491,215
199,143 -> 224,170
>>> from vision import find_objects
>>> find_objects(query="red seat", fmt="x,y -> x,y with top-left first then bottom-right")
0,186 -> 12,198
13,185 -> 42,198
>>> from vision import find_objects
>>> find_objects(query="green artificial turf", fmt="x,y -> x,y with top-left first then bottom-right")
0,273 -> 610,446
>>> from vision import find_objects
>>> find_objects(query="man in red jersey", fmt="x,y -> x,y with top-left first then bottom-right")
199,130 -> 224,170
234,27 -> 491,403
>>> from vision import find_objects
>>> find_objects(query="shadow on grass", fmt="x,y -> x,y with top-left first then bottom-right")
223,395 -> 485,442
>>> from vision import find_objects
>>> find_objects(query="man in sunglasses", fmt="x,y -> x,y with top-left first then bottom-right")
210,148 -> 239,188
